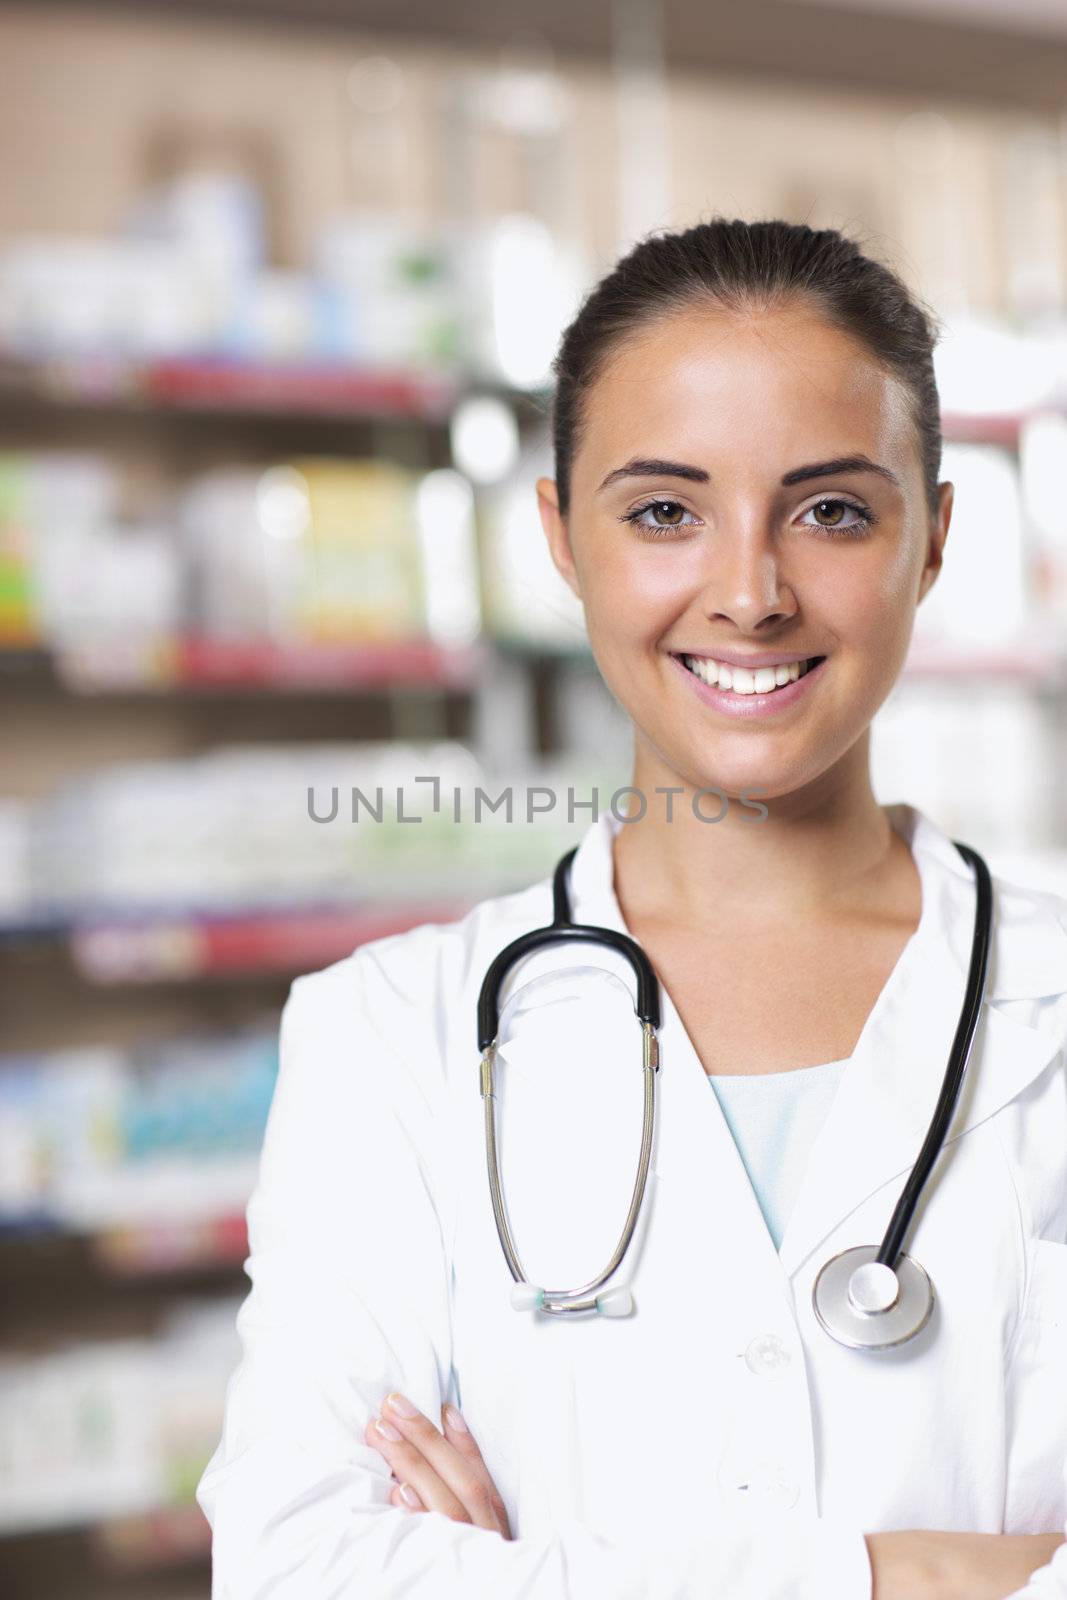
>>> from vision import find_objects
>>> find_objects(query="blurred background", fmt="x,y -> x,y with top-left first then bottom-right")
2,0 -> 1067,1593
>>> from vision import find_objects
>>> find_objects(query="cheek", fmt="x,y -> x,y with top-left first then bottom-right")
823,542 -> 918,643
582,545 -> 688,637
585,544 -> 700,624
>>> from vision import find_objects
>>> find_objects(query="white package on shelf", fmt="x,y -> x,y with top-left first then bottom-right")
0,236 -> 218,357
872,676 -> 1051,851
0,1299 -> 247,1536
913,442 -> 1028,649
312,207 -> 463,366
36,519 -> 181,648
33,739 -> 614,918
0,1341 -> 162,1533
479,437 -> 588,650
0,799 -> 35,923
1020,411 -> 1067,625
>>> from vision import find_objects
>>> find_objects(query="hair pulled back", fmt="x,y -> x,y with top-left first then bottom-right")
549,217 -> 943,519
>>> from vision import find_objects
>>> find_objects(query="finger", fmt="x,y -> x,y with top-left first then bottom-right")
440,1402 -> 512,1539
371,1392 -> 506,1535
377,1415 -> 511,1539
390,1480 -> 424,1512
363,1411 -> 472,1526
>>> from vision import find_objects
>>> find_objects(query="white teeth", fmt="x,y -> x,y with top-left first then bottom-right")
681,655 -> 815,694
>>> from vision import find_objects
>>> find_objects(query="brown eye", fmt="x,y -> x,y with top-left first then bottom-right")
648,501 -> 685,525
619,499 -> 701,537
812,499 -> 846,526
798,497 -> 876,538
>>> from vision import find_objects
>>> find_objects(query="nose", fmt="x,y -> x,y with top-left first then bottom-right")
697,524 -> 797,634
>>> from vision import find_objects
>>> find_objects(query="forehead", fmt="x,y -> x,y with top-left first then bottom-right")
577,302 -> 913,484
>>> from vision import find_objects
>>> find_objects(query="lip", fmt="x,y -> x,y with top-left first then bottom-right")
668,651 -> 828,718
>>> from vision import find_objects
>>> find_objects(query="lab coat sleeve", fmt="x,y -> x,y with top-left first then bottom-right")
196,950 -> 874,1600
1001,1343 -> 1067,1597
1001,1453 -> 1067,1597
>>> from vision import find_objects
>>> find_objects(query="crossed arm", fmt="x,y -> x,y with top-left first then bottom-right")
363,1388 -> 1065,1600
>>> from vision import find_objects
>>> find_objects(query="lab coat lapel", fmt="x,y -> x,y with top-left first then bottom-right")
777,805 -> 1067,1279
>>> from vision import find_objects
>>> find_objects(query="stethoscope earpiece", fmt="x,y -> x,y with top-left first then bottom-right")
509,1283 -> 545,1312
509,1282 -> 634,1317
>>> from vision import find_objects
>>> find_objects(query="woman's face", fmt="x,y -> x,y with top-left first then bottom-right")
536,300 -> 953,805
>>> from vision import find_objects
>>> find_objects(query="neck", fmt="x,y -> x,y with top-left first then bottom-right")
612,733 -> 905,931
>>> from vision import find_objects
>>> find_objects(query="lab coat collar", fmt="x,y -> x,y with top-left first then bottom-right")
563,799 -> 1067,1281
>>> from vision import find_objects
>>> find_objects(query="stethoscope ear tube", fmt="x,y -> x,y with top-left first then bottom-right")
479,1018 -> 660,1316
476,846 -> 660,1052
477,847 -> 662,1315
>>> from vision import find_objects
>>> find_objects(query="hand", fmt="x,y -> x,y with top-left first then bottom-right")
364,1390 -> 513,1539
867,1529 -> 1066,1600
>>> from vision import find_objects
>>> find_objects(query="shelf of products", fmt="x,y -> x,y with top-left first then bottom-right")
0,1295 -> 241,1543
68,899 -> 477,983
0,352 -> 466,421
52,635 -> 488,694
1,1211 -> 251,1278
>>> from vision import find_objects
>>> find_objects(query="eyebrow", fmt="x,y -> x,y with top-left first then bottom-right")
595,453 -> 902,493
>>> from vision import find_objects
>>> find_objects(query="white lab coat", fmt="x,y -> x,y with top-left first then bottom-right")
196,801 -> 1067,1600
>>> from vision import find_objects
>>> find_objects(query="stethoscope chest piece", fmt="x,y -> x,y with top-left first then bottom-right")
812,1244 -> 935,1350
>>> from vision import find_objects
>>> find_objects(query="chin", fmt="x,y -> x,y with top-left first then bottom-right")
665,740 -> 832,807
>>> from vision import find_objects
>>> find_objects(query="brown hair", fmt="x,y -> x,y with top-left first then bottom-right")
549,217 -> 943,519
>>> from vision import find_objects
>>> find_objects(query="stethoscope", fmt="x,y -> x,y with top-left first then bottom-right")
477,836 -> 993,1351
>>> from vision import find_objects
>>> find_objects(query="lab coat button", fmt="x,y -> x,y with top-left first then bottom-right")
749,1462 -> 800,1508
717,1455 -> 800,1509
744,1333 -> 792,1374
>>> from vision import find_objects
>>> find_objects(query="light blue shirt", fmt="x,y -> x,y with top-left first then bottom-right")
708,1059 -> 849,1250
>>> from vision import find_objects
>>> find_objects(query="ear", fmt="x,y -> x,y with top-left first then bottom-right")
916,480 -> 953,606
536,476 -> 582,601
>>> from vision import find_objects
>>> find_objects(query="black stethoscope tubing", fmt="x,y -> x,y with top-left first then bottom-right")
477,845 -> 660,1051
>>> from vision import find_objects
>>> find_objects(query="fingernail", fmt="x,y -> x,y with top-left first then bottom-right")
399,1482 -> 422,1508
375,1416 -> 402,1442
386,1392 -> 418,1418
443,1403 -> 469,1432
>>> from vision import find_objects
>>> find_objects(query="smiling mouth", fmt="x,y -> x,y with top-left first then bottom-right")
673,653 -> 826,696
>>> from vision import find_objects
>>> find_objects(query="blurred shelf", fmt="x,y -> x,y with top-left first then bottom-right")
0,1213 -> 250,1278
50,634 -> 488,694
902,635 -> 1067,684
91,1503 -> 211,1574
0,351 -> 465,423
68,899 -> 474,983
940,411 -> 1026,447
140,355 -> 459,419
0,637 -> 485,696
0,1499 -> 210,1568
94,1214 -> 247,1277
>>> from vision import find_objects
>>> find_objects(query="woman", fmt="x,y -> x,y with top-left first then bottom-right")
197,219 -> 1067,1600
